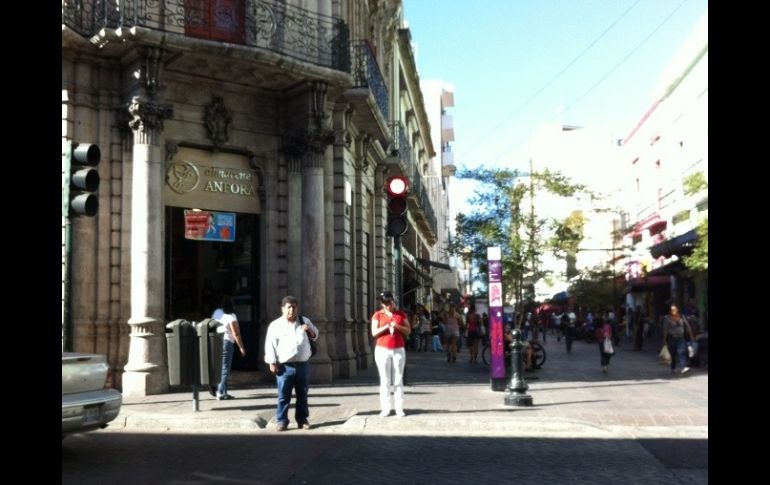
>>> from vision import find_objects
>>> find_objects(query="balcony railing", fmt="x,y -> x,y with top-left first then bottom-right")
62,0 -> 350,71
410,169 -> 437,237
388,121 -> 410,172
351,40 -> 389,122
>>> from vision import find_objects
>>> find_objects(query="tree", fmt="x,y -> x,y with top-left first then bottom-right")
449,165 -> 597,317
684,217 -> 708,270
550,210 -> 586,279
682,172 -> 708,271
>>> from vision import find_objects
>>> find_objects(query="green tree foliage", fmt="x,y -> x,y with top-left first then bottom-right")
683,172 -> 707,195
449,166 -> 596,311
684,217 -> 708,270
550,210 -> 586,279
681,172 -> 707,271
567,269 -> 615,312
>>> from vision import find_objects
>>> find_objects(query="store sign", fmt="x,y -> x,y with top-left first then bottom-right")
184,210 -> 235,242
165,147 -> 260,215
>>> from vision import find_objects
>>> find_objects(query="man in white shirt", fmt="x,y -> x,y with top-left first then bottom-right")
264,296 -> 319,432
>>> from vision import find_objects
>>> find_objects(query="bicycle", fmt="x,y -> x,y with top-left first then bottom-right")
481,340 -> 546,369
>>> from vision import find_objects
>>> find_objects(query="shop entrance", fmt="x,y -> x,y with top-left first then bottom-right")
165,207 -> 260,370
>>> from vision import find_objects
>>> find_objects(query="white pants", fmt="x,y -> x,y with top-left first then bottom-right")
374,346 -> 406,412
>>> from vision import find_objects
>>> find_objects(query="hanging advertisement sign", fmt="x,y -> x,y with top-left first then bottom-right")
488,246 -> 507,390
184,210 -> 236,242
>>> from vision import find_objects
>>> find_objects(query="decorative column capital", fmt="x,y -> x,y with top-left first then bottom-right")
280,128 -> 334,161
127,96 -> 173,144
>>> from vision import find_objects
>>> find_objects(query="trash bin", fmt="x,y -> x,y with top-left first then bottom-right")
166,319 -> 195,386
196,318 -> 223,387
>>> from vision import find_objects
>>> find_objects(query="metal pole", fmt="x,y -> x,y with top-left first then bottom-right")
395,235 -> 403,308
612,245 -> 617,324
504,329 -> 533,406
192,326 -> 200,412
62,140 -> 72,352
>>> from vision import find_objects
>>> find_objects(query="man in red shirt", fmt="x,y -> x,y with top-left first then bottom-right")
371,291 -> 411,417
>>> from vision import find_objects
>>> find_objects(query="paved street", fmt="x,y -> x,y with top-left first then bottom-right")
62,335 -> 707,484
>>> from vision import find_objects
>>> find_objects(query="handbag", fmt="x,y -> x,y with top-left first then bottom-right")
602,336 -> 614,354
659,345 -> 671,364
687,341 -> 698,358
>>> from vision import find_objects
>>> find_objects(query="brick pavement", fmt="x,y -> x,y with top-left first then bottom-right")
115,332 -> 707,438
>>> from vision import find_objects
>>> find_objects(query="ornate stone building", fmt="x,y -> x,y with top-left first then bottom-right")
62,0 -> 446,395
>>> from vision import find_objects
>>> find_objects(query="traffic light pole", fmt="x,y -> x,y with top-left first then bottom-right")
395,235 -> 403,309
62,141 -> 73,352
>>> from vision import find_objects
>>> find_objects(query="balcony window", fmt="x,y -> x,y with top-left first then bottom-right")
185,0 -> 245,44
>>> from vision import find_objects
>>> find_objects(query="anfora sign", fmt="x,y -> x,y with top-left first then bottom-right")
165,147 -> 260,214
201,167 -> 256,196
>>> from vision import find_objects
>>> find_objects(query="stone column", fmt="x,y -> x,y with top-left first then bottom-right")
302,145 -> 334,383
287,159 -> 302,298
122,96 -> 172,396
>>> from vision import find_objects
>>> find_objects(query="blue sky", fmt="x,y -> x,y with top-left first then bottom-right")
404,0 -> 708,174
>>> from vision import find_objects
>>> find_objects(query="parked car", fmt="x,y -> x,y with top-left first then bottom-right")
62,352 -> 122,437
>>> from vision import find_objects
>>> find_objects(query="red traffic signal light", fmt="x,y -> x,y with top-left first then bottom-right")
385,176 -> 409,236
386,176 -> 409,197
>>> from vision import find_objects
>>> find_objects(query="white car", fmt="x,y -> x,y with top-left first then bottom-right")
62,352 -> 122,437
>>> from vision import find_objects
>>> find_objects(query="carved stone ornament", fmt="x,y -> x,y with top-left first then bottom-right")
204,96 -> 232,149
280,128 -> 335,160
143,47 -> 164,96
127,97 -> 173,133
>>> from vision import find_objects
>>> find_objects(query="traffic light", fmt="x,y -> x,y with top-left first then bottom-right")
385,175 -> 409,236
64,141 -> 101,217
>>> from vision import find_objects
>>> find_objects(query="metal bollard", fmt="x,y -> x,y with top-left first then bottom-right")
504,329 -> 533,407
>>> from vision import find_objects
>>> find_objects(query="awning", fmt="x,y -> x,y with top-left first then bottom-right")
623,275 -> 670,293
646,260 -> 686,276
649,229 -> 698,259
552,291 -> 570,302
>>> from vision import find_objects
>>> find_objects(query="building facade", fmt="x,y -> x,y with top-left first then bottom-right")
618,10 -> 708,330
420,80 -> 461,307
62,0 -> 445,396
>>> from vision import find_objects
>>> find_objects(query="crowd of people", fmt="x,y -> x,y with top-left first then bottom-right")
203,291 -> 705,432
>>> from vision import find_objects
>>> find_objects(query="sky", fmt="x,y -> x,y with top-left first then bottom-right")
403,0 -> 708,214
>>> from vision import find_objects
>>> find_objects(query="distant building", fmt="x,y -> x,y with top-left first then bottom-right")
618,10 -> 708,329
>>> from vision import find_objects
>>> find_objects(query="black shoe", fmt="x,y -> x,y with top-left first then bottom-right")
209,387 -> 217,397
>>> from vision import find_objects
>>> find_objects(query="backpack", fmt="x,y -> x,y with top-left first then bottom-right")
299,315 -> 317,357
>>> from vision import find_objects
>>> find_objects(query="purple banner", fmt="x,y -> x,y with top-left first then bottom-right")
487,248 -> 505,380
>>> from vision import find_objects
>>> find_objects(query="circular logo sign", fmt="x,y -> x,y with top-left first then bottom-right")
166,161 -> 200,194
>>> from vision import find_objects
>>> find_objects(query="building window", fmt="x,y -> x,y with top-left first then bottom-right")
185,0 -> 246,45
672,210 -> 691,225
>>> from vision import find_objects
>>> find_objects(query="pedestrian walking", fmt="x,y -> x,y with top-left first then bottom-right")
662,304 -> 695,375
444,307 -> 461,362
264,296 -> 319,431
371,291 -> 411,417
596,317 -> 615,373
211,295 -> 246,400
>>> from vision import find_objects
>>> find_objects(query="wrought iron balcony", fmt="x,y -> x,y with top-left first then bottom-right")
351,40 -> 389,122
409,168 -> 437,239
388,121 -> 411,174
62,0 -> 350,72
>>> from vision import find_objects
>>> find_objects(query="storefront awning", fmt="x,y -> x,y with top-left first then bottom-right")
552,291 -> 570,302
623,275 -> 670,293
649,229 -> 698,259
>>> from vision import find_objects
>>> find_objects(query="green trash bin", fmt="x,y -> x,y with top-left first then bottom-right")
196,318 -> 223,387
166,319 -> 195,386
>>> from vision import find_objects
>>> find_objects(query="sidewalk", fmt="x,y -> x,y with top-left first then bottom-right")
114,334 -> 707,438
